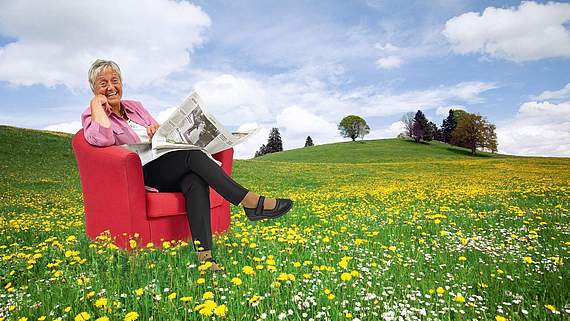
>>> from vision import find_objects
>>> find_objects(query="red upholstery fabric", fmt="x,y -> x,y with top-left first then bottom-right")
71,129 -> 233,249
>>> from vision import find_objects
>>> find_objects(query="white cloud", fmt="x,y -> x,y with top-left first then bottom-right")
497,101 -> 570,157
443,1 -> 570,61
0,0 -> 210,88
362,81 -> 495,116
43,121 -> 82,134
375,56 -> 403,69
535,83 -> 570,101
368,121 -> 406,139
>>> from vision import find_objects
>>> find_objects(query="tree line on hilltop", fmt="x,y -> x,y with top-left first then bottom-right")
254,109 -> 497,157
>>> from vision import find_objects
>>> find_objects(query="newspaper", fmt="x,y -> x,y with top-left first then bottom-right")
123,92 -> 257,166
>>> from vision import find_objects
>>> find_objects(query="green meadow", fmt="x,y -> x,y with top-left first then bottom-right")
0,125 -> 568,321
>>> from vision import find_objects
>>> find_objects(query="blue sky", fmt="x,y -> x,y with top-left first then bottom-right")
0,0 -> 569,157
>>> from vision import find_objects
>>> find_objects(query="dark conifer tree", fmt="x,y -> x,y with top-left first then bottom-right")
265,127 -> 283,153
412,110 -> 429,143
441,110 -> 457,143
304,136 -> 314,147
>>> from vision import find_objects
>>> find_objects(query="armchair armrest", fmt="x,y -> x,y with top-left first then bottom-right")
72,130 -> 150,245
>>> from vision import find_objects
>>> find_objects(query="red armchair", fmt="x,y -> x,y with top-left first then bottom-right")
71,129 -> 232,249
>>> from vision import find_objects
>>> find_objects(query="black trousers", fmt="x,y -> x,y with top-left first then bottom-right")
142,150 -> 249,251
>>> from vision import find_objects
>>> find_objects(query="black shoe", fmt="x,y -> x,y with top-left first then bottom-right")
243,196 -> 293,221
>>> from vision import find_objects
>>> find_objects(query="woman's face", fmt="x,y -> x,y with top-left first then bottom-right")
94,68 -> 122,108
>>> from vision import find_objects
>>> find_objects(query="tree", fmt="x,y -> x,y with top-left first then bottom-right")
425,121 -> 438,142
265,128 -> 283,153
254,127 -> 283,157
254,144 -> 267,158
441,110 -> 456,143
451,113 -> 498,155
338,115 -> 370,141
304,136 -> 314,147
411,110 -> 429,143
401,112 -> 415,137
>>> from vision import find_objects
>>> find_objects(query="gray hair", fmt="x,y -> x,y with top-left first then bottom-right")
88,59 -> 122,92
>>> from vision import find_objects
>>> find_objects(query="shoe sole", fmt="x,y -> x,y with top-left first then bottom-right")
247,202 -> 293,221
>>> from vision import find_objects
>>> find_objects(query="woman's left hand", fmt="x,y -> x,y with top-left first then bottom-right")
146,124 -> 160,139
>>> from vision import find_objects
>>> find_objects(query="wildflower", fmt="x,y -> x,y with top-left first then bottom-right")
248,295 -> 261,305
231,277 -> 242,286
293,262 -> 301,268
195,300 -> 217,316
95,318 -> 109,321
454,294 -> 466,303
436,287 -> 445,295
64,307 -> 72,313
458,256 -> 467,261
38,317 -> 46,321
340,272 -> 352,282
203,291 -> 214,300
545,304 -> 557,313
75,312 -> 90,321
214,304 -> 228,317
523,256 -> 533,264
495,316 -> 507,321
196,278 -> 205,284
388,246 -> 397,252
95,298 -> 108,308
180,296 -> 193,302
135,288 -> 144,296
18,318 -> 28,321
478,282 -> 488,288
168,292 -> 177,300
124,312 -> 139,321
243,266 -> 255,275
129,239 -> 137,249
146,242 -> 154,248
86,291 -> 95,299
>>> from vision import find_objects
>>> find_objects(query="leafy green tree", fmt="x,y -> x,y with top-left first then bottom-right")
451,113 -> 497,155
338,115 -> 370,141
304,136 -> 314,147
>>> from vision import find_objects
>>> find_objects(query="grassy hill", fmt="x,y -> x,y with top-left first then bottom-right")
0,125 -> 569,321
255,138 -> 508,163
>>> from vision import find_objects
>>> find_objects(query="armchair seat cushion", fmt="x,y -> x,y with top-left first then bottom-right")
146,190 -> 224,218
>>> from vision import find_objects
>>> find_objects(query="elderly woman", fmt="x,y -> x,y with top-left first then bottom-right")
81,59 -> 293,271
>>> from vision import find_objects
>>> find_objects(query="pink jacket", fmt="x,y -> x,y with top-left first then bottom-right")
81,100 -> 159,146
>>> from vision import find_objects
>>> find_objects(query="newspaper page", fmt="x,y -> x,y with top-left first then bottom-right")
148,92 -> 257,161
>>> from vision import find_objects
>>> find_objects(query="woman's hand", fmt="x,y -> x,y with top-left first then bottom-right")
91,94 -> 112,113
146,124 -> 160,139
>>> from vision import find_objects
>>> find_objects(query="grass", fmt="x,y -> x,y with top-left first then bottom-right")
0,125 -> 568,321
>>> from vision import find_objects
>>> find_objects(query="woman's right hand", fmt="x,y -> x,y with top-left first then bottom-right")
91,94 -> 111,113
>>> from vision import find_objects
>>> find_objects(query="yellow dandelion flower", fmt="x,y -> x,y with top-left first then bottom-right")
436,287 -> 445,294
74,312 -> 90,321
18,318 -> 28,321
95,298 -> 108,308
202,291 -> 214,300
242,266 -> 255,275
545,304 -> 557,313
124,312 -> 139,321
454,294 -> 466,303
327,293 -> 335,300
180,296 -> 193,302
196,278 -> 205,284
388,245 -> 397,252
340,272 -> 352,282
458,256 -> 467,261
129,239 -> 137,249
231,277 -> 242,286
95,317 -> 109,321
523,256 -> 533,264
495,316 -> 508,321
293,261 -> 301,268
64,307 -> 72,313
134,288 -> 144,296
38,316 -> 46,321
214,304 -> 228,317
168,292 -> 177,300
